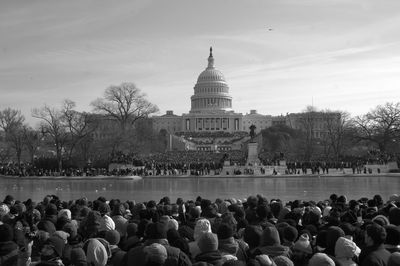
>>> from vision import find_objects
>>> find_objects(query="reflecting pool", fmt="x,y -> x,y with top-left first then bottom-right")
1,175 -> 399,203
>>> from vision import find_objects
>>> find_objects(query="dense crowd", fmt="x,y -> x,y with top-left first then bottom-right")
1,192 -> 400,265
0,164 -> 142,178
1,149 -> 399,178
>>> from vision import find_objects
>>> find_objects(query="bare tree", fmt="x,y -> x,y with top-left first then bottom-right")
62,99 -> 98,161
321,110 -> 351,161
352,102 -> 400,153
91,82 -> 159,131
22,126 -> 41,165
32,105 -> 69,173
298,106 -> 318,161
0,108 -> 26,165
0,146 -> 12,165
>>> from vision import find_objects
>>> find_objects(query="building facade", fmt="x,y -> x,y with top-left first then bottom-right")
152,48 -> 340,140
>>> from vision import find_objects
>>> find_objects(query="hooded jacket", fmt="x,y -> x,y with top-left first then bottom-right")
255,226 -> 291,258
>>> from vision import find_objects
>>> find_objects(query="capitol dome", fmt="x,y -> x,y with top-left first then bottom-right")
196,66 -> 227,84
190,47 -> 233,113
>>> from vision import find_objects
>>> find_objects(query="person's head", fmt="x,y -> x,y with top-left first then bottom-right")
282,225 -> 298,243
41,235 -> 65,261
308,253 -> 335,266
197,232 -> 218,253
144,243 -> 168,266
86,238 -> 108,266
243,225 -> 263,249
260,226 -> 280,246
194,218 -> 212,241
3,195 -> 15,206
145,222 -> 168,240
365,223 -> 387,247
292,233 -> 313,261
217,223 -> 234,240
348,200 -> 360,211
335,237 -> 357,259
70,248 -> 87,266
105,230 -> 120,246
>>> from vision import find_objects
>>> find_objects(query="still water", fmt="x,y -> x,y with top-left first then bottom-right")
1,175 -> 400,203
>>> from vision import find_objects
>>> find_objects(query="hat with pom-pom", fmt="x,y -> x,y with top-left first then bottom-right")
293,233 -> 313,254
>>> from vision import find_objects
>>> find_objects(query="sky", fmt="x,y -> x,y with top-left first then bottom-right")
1,0 -> 400,126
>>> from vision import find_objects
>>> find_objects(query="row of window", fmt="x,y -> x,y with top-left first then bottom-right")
196,86 -> 228,94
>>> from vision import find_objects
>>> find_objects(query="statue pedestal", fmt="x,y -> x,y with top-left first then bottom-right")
247,142 -> 260,166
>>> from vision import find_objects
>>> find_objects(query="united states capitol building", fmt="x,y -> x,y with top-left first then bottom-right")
152,48 -> 337,151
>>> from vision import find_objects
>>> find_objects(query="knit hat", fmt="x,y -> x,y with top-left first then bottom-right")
244,225 -> 262,249
58,209 -> 71,220
70,247 -> 87,266
194,218 -> 212,241
98,202 -> 110,215
105,230 -> 120,245
323,206 -> 332,217
293,233 -> 313,254
145,222 -> 167,239
160,215 -> 171,225
388,252 -> 400,266
273,255 -> 294,266
189,206 -> 201,219
260,226 -> 281,246
308,253 -> 335,266
63,222 -> 78,239
37,220 -> 56,234
217,223 -> 234,240
144,243 -> 168,265
335,237 -> 357,259
366,223 -> 387,245
127,222 -> 138,237
86,238 -> 108,266
53,230 -> 70,244
385,225 -> 400,245
283,225 -> 298,243
47,234 -> 66,257
168,218 -> 179,231
99,215 -> 115,232
372,215 -> 390,226
197,232 -> 218,253
0,223 -> 14,242
45,203 -> 58,216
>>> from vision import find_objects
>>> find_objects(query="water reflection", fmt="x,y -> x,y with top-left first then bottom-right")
1,175 -> 399,203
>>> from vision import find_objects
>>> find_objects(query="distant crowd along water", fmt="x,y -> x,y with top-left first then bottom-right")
1,192 -> 400,265
1,150 -> 399,177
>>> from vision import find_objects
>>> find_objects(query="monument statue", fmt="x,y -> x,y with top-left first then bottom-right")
249,125 -> 256,141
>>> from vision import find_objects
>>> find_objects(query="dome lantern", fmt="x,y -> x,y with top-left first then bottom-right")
207,46 -> 214,69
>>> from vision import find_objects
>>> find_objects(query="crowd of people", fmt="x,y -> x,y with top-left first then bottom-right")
1,149 -> 399,178
1,192 -> 400,265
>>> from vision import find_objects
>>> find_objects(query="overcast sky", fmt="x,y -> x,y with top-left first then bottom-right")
1,0 -> 400,126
